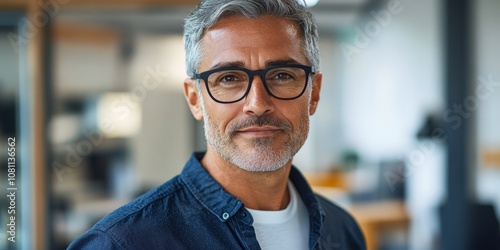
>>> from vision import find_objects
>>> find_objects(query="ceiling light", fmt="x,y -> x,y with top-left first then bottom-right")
304,0 -> 319,7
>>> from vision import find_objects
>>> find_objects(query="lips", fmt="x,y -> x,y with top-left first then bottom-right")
237,126 -> 282,137
227,114 -> 292,137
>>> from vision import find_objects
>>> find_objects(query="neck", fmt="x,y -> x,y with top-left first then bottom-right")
201,148 -> 292,211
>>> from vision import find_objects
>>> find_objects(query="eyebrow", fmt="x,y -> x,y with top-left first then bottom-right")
208,58 -> 302,70
209,61 -> 245,70
266,59 -> 302,67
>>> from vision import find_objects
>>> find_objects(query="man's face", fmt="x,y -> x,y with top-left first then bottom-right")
185,15 -> 321,172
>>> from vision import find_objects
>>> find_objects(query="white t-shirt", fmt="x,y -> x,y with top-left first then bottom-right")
246,181 -> 310,250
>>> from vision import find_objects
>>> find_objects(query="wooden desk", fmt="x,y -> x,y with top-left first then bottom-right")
348,201 -> 410,250
307,173 -> 410,250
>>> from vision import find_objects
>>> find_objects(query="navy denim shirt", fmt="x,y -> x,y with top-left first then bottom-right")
68,152 -> 365,249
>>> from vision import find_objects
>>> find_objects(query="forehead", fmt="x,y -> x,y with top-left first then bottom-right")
199,15 -> 307,70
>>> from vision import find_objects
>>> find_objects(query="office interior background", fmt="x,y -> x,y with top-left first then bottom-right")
1,0 -> 499,249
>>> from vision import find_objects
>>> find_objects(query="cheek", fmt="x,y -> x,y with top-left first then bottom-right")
205,103 -> 241,133
279,101 -> 310,129
293,110 -> 310,131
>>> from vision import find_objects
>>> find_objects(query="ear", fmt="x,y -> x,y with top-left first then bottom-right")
309,72 -> 322,115
183,78 -> 204,120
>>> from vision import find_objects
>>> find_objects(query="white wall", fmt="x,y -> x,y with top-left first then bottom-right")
54,37 -> 120,96
129,35 -> 194,187
475,0 -> 500,218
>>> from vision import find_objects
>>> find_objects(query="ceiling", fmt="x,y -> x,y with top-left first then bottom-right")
54,0 -> 379,35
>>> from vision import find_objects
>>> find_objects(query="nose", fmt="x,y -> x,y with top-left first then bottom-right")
242,75 -> 274,116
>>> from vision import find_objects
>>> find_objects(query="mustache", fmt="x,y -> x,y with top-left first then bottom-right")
227,114 -> 292,135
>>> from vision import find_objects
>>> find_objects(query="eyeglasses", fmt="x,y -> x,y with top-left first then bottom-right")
193,64 -> 315,104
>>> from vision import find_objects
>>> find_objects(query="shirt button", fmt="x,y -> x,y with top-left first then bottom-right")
222,212 -> 229,220
241,212 -> 247,217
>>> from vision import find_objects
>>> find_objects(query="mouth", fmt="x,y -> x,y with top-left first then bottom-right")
236,126 -> 283,137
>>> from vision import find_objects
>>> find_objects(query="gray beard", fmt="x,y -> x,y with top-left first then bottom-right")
202,110 -> 309,172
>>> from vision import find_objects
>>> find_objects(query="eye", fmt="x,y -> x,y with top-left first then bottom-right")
213,71 -> 247,86
219,75 -> 238,82
268,71 -> 296,82
274,72 -> 294,80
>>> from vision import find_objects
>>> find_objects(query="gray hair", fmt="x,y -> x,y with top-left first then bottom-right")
183,0 -> 320,78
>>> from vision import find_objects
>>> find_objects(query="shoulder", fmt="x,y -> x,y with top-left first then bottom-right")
96,176 -> 184,230
68,176 -> 186,249
316,195 -> 366,250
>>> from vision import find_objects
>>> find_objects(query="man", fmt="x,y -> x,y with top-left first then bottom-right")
69,0 -> 365,249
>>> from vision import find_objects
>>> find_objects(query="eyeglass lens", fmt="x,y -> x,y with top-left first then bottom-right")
205,67 -> 307,102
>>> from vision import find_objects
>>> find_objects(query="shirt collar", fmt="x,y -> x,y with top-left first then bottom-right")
180,152 -> 244,222
179,152 -> 325,236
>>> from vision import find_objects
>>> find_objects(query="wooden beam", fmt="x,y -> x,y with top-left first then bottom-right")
0,0 -> 27,10
1,0 -> 199,11
28,0 -> 48,248
53,22 -> 119,45
62,0 -> 199,8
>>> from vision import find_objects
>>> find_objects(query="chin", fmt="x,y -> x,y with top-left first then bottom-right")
228,147 -> 292,173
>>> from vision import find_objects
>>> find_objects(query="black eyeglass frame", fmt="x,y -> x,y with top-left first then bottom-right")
193,64 -> 315,104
